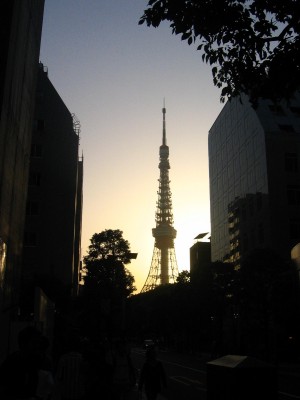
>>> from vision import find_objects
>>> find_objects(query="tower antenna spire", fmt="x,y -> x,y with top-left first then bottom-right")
141,105 -> 179,293
162,99 -> 166,146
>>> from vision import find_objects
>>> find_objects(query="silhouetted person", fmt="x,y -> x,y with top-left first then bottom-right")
111,338 -> 136,400
54,333 -> 86,400
138,347 -> 167,400
0,325 -> 42,399
36,335 -> 54,400
82,339 -> 113,399
37,335 -> 53,370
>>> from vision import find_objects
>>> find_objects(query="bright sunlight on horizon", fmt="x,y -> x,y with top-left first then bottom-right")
39,0 -> 224,292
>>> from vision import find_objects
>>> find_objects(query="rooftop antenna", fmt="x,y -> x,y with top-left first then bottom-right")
162,98 -> 166,146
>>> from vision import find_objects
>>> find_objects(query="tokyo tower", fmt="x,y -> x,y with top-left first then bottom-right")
141,105 -> 179,292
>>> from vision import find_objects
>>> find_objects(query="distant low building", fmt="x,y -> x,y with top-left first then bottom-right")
190,233 -> 211,283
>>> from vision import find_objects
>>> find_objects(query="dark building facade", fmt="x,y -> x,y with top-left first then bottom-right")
208,93 -> 300,266
22,65 -> 83,314
190,233 -> 211,283
0,0 -> 44,359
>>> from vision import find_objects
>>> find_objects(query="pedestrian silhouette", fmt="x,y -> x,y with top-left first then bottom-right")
111,338 -> 136,400
53,333 -> 86,400
36,335 -> 55,400
0,325 -> 43,400
82,338 -> 113,399
138,346 -> 167,400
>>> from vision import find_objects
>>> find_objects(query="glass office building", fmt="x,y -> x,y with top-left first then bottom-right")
208,93 -> 300,266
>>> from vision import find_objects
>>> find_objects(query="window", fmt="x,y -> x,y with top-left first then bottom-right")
285,153 -> 298,172
287,185 -> 300,205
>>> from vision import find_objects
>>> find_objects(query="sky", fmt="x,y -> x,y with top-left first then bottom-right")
39,0 -> 224,292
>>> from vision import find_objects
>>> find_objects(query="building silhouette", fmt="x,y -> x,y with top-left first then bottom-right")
21,64 -> 83,323
190,233 -> 211,283
0,0 -> 44,360
208,93 -> 300,266
141,106 -> 179,292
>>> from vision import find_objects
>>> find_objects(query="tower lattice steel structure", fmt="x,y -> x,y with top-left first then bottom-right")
141,106 -> 179,292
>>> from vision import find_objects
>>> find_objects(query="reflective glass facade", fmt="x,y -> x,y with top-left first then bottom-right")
209,93 -> 300,265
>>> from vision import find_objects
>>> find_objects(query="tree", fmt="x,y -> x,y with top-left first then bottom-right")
80,230 -> 136,338
84,258 -> 136,299
176,270 -> 191,284
140,0 -> 300,103
83,229 -> 136,298
84,229 -> 132,265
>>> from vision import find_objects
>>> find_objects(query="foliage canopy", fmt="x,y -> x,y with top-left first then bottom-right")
84,229 -> 132,265
176,270 -> 191,284
140,0 -> 300,103
83,229 -> 136,299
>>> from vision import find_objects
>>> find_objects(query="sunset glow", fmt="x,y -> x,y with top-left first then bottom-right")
40,0 -> 223,291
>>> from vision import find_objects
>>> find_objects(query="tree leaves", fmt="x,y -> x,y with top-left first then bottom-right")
140,0 -> 300,103
83,229 -> 136,299
85,229 -> 132,265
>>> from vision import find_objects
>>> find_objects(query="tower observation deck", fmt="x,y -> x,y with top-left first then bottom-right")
141,106 -> 179,292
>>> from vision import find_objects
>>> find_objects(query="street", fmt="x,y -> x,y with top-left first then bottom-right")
131,347 -> 207,400
130,347 -> 300,400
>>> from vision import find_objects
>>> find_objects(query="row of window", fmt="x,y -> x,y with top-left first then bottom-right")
228,218 -> 300,256
226,185 -> 300,221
